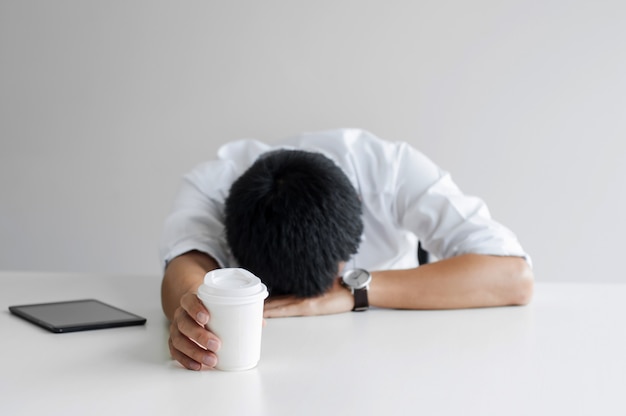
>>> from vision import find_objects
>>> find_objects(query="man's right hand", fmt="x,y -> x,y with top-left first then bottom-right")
168,291 -> 222,371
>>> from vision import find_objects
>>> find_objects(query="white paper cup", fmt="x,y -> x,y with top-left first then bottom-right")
197,268 -> 268,371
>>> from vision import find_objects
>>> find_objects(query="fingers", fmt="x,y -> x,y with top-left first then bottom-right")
169,295 -> 222,371
264,295 -> 298,310
168,335 -> 205,371
264,281 -> 353,318
264,296 -> 314,318
180,291 -> 210,326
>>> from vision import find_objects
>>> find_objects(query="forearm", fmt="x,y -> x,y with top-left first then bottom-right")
161,250 -> 220,320
369,254 -> 534,310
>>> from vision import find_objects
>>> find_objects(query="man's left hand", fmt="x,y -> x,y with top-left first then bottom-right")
263,278 -> 353,318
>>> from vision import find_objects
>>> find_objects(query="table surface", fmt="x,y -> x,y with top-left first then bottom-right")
1,271 -> 625,416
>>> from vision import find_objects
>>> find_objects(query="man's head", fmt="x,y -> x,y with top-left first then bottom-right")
224,149 -> 363,298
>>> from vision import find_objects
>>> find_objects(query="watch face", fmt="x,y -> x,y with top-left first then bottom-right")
342,268 -> 371,289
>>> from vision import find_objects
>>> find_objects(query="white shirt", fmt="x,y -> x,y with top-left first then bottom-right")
159,129 -> 530,271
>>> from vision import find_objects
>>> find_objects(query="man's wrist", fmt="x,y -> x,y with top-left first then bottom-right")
340,268 -> 372,311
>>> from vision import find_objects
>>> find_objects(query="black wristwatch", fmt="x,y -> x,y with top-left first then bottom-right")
340,268 -> 372,312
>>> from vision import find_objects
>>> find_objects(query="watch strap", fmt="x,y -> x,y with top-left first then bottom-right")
352,287 -> 369,312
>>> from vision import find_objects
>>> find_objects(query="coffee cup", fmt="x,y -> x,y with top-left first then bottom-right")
197,268 -> 268,371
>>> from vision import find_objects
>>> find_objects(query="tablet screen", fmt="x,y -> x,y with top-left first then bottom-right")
9,299 -> 147,333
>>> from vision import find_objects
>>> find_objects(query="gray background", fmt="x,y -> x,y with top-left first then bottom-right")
1,1 -> 625,282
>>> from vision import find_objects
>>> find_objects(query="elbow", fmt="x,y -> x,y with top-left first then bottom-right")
509,258 -> 534,306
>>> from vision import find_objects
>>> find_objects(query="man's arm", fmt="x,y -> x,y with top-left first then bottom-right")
162,250 -> 223,370
263,254 -> 533,317
369,254 -> 533,310
161,250 -> 219,319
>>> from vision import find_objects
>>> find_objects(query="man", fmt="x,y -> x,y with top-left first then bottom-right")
160,129 -> 533,371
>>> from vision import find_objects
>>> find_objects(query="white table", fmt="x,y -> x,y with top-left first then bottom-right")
1,271 -> 624,416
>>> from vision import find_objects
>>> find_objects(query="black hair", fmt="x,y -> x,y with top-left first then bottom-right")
224,149 -> 363,297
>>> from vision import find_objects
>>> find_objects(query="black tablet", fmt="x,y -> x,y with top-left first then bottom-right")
8,299 -> 147,333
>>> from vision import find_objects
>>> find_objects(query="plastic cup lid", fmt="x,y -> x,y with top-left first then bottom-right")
198,268 -> 268,303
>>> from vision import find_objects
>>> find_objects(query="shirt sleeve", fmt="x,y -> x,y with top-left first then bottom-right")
158,161 -> 234,270
392,143 -> 531,265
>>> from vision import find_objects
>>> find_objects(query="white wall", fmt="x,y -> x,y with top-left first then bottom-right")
1,1 -> 625,282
